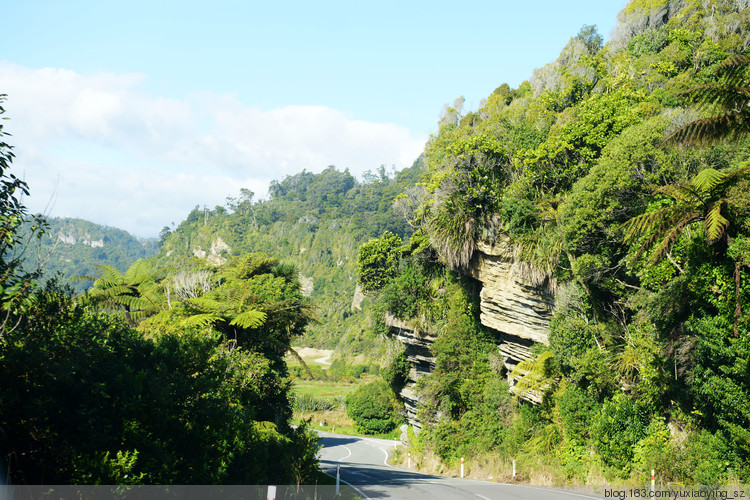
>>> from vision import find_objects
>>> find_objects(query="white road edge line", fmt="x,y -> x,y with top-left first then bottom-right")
337,445 -> 352,462
321,468 -> 371,499
475,495 -> 492,500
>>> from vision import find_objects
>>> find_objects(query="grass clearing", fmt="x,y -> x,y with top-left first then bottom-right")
296,409 -> 402,440
292,379 -> 359,400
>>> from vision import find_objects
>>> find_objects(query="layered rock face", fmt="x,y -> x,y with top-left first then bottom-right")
387,235 -> 556,427
384,313 -> 436,432
469,238 -> 555,403
469,240 -> 554,344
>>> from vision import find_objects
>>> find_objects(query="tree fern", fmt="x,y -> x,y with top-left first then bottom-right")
664,54 -> 750,145
180,313 -> 223,328
229,309 -> 267,329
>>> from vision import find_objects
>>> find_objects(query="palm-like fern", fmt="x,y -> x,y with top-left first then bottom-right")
624,164 -> 750,336
664,54 -> 750,145
624,165 -> 750,263
85,259 -> 167,327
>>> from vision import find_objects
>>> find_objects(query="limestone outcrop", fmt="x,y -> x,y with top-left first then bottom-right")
193,237 -> 232,266
468,239 -> 555,369
388,235 -> 557,428
469,239 -> 555,344
385,313 -> 436,432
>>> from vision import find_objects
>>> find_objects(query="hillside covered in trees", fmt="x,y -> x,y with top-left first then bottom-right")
11,217 -> 159,293
155,163 -> 423,359
356,0 -> 750,485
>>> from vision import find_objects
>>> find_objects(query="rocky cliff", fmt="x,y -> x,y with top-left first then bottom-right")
388,235 -> 556,426
467,238 -> 555,403
384,313 -> 436,432
469,238 -> 555,368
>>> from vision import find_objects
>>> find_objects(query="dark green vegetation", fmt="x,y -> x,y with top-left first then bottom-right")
345,379 -> 402,434
357,0 -> 750,485
0,96 -> 320,484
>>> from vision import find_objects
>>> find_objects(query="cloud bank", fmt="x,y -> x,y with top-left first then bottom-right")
0,62 -> 427,237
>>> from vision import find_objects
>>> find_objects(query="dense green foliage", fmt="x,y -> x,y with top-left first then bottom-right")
1,280 -> 317,484
358,0 -> 750,485
157,163 -> 423,361
345,379 -> 402,434
0,106 -> 320,484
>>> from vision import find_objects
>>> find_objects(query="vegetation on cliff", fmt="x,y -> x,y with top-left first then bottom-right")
359,0 -> 750,484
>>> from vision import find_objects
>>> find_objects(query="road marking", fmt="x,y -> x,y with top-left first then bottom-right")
475,495 -> 492,500
337,445 -> 352,462
379,447 -> 392,467
321,467 -> 371,499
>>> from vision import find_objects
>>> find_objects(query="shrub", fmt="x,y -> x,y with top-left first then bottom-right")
591,393 -> 649,476
345,380 -> 401,434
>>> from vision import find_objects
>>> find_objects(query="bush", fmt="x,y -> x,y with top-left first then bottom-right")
591,393 -> 649,476
383,350 -> 410,394
292,394 -> 340,412
345,380 -> 402,434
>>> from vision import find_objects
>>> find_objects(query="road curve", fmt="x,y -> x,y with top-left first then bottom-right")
317,431 -> 602,500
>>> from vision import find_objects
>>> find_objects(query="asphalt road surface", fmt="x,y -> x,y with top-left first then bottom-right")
317,431 -> 603,500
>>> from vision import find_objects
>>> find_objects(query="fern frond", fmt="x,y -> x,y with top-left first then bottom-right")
124,259 -> 153,285
650,210 -> 701,262
180,313 -> 222,328
704,200 -> 730,244
185,297 -> 227,312
92,285 -> 133,299
692,168 -> 726,194
94,264 -> 124,281
229,310 -> 267,329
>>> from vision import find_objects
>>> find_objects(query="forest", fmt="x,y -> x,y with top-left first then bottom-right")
2,0 -> 750,488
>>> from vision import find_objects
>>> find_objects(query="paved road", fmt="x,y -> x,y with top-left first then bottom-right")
317,431 -> 602,500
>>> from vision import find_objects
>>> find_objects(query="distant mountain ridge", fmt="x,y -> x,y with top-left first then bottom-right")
16,216 -> 159,292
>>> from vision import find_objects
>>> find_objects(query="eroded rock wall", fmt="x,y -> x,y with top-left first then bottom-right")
469,238 -> 555,403
385,313 -> 436,432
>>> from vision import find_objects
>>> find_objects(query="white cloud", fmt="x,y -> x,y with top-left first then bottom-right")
0,61 -> 426,237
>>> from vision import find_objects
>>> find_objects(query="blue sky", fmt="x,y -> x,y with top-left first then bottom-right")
3,0 -> 627,237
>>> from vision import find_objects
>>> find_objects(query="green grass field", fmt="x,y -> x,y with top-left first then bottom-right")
292,379 -> 359,400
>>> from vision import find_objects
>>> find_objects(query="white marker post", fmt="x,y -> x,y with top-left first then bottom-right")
266,485 -> 276,500
513,460 -> 516,478
336,464 -> 341,495
394,437 -> 397,449
408,452 -> 411,468
651,469 -> 655,496
460,457 -> 464,478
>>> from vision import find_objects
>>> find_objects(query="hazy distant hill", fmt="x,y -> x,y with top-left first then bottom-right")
15,217 -> 159,292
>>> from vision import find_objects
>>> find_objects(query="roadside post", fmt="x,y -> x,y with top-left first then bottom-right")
266,485 -> 276,500
651,469 -> 655,496
460,457 -> 464,478
336,464 -> 341,495
408,452 -> 411,468
513,459 -> 516,478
